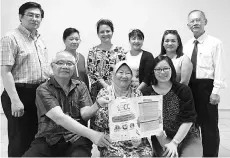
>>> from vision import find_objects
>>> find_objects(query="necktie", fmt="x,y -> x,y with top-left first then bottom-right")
190,40 -> 199,81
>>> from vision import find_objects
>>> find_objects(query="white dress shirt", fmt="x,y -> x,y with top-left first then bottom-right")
184,32 -> 226,95
126,51 -> 143,86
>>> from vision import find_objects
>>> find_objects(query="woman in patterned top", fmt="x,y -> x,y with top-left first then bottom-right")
91,61 -> 153,157
63,28 -> 89,89
87,19 -> 126,102
160,30 -> 192,85
141,55 -> 202,157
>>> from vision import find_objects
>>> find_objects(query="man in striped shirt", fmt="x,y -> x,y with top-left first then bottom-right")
0,2 -> 50,157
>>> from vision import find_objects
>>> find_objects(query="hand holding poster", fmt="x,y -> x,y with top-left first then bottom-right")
108,95 -> 163,142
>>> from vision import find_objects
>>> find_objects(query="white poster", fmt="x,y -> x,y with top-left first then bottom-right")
108,95 -> 163,142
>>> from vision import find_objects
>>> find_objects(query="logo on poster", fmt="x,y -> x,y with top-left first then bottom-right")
117,102 -> 130,112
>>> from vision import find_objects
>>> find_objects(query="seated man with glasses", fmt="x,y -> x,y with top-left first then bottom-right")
23,51 -> 112,157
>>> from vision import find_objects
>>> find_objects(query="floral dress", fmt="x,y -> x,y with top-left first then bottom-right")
90,85 -> 153,157
87,46 -> 126,86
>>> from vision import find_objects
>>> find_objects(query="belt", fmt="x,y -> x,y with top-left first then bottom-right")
15,81 -> 46,88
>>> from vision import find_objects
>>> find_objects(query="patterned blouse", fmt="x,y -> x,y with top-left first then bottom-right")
91,85 -> 153,157
87,46 -> 126,86
141,82 -> 199,139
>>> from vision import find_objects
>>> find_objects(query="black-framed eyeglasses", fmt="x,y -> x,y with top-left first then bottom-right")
54,60 -> 75,67
24,13 -> 42,20
154,67 -> 171,73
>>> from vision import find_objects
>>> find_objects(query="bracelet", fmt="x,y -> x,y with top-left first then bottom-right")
172,138 -> 180,146
96,100 -> 102,108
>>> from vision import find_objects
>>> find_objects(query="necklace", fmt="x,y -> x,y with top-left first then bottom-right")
75,51 -> 79,77
76,52 -> 79,62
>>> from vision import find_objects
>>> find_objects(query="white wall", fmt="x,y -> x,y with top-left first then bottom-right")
1,0 -> 230,109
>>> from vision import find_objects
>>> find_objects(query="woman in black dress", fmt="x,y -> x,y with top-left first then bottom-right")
141,55 -> 202,157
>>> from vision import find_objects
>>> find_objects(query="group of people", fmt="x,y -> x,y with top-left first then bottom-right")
0,1 -> 226,157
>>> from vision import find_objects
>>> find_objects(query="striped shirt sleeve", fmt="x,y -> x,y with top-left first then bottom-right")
0,35 -> 17,66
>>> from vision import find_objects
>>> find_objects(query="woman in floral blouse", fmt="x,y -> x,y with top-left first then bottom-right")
91,61 -> 153,157
87,19 -> 126,102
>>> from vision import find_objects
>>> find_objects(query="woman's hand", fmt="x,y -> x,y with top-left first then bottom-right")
162,141 -> 178,157
97,95 -> 111,108
131,138 -> 142,147
98,79 -> 109,88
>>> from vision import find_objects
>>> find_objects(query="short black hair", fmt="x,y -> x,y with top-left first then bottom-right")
96,19 -> 114,34
160,30 -> 183,58
63,28 -> 80,41
151,55 -> 177,85
128,29 -> 144,40
19,2 -> 44,18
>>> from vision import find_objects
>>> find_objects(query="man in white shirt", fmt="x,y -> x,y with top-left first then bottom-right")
184,10 -> 226,157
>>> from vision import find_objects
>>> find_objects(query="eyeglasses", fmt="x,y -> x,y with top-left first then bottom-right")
24,13 -> 42,20
54,60 -> 75,67
154,67 -> 171,73
189,18 -> 202,25
164,30 -> 178,35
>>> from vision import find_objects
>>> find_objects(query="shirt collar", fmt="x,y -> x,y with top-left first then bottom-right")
193,32 -> 207,44
48,76 -> 81,91
18,24 -> 40,39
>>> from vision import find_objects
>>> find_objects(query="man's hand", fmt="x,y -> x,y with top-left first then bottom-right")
91,131 -> 112,148
210,93 -> 220,105
97,95 -> 111,108
11,100 -> 24,117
